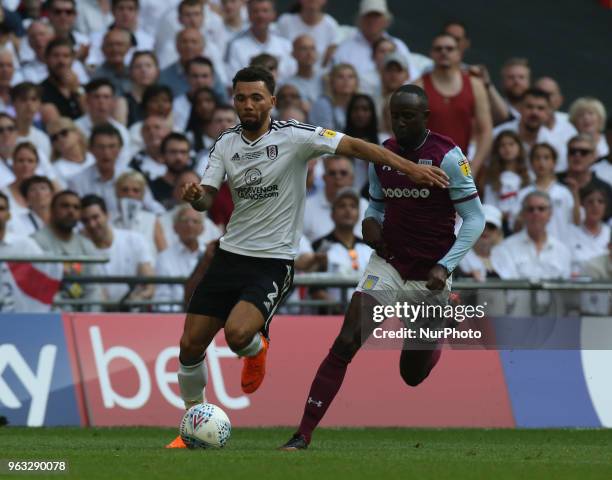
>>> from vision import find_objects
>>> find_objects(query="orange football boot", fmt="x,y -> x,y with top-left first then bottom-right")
240,334 -> 269,394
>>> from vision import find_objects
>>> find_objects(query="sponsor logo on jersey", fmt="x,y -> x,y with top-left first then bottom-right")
361,275 -> 379,290
266,145 -> 278,160
236,184 -> 279,200
244,168 -> 262,186
319,129 -> 337,139
418,159 -> 433,166
458,157 -> 471,176
383,187 -> 431,199
243,151 -> 264,161
231,153 -> 241,162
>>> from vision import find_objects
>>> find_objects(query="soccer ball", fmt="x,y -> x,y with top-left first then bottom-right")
179,403 -> 232,449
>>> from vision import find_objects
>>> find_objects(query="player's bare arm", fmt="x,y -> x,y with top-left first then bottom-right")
362,217 -> 389,259
336,135 -> 449,188
181,183 -> 218,212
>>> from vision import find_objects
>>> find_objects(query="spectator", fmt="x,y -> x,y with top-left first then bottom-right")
372,37 -> 396,71
458,204 -> 503,281
302,155 -> 369,242
333,0 -> 414,97
282,35 -> 323,106
68,123 -> 125,216
249,52 -> 279,83
47,0 -> 90,61
224,0 -> 296,81
112,170 -> 166,253
47,117 -> 95,184
592,118 -> 612,187
492,57 -> 531,124
373,53 -> 409,125
309,63 -> 358,131
277,105 -> 307,123
558,134 -> 612,221
159,28 -> 206,97
115,51 -> 160,127
11,82 -> 51,159
186,86 -> 218,154
220,0 -> 248,37
149,132 -> 193,209
32,190 -> 103,303
569,97 -> 609,160
19,20 -> 90,85
91,28 -> 132,95
75,78 -> 131,167
567,185 -> 610,276
275,83 -> 307,115
39,37 -> 85,122
129,115 -> 171,181
86,0 -> 154,69
491,190 -> 571,280
483,130 -> 530,229
310,188 -> 373,308
415,33 -> 492,175
81,194 -> 155,303
127,84 -> 174,152
513,143 -> 576,239
344,93 -> 380,191
0,49 -> 18,111
174,57 -> 216,131
74,0 -> 113,36
582,233 -> 612,280
193,103 -> 237,172
276,0 -> 339,67
443,19 -> 470,60
15,175 -> 54,235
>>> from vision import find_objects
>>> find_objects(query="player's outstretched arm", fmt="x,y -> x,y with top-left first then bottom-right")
181,183 -> 218,212
336,136 -> 449,188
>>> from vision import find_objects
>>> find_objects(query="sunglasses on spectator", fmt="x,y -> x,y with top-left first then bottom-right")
433,45 -> 456,52
51,128 -> 71,142
326,170 -> 350,177
525,205 -> 550,213
52,8 -> 76,15
568,147 -> 593,156
0,125 -> 16,134
348,249 -> 359,271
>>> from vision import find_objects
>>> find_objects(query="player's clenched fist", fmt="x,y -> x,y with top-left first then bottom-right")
181,182 -> 204,203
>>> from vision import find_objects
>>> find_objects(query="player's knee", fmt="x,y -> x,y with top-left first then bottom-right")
224,326 -> 253,352
332,330 -> 362,360
179,333 -> 205,365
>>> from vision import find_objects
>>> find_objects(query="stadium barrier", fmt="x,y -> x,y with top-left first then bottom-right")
1,313 -> 611,428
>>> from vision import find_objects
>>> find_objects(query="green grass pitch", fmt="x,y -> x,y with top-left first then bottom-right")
1,427 -> 612,479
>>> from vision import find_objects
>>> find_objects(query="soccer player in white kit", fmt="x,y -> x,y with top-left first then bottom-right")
166,67 -> 449,448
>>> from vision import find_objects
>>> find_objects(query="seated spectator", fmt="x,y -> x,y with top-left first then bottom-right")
14,175 -> 54,235
374,53 -> 409,130
276,0 -> 339,67
372,37 -> 396,71
333,0 -> 415,97
115,51 -> 160,127
68,123 -> 125,216
173,57 -> 217,131
567,185 -> 610,276
282,35 -> 324,106
11,82 -> 51,159
558,134 -> 612,221
302,155 -> 369,242
483,130 -> 530,231
39,37 -> 85,123
129,115 -> 171,181
73,0 -> 113,37
458,204 -> 503,281
274,83 -> 308,116
32,190 -> 103,303
159,28 -> 206,97
582,234 -> 612,280
91,28 -> 132,96
569,97 -> 609,160
75,78 -> 131,168
47,117 -> 96,183
128,84 -> 174,153
249,53 -> 279,83
277,105 -> 307,123
86,0 -> 154,69
113,170 -> 166,253
310,188 -> 372,308
47,0 -> 90,61
220,0 -> 248,37
149,132 -> 194,209
193,104 -> 238,173
224,0 -> 295,81
309,63 -> 358,131
186,86 -> 218,154
492,191 -> 571,280
81,194 -> 155,303
513,143 -> 576,239
0,48 -> 18,112
155,205 -> 210,311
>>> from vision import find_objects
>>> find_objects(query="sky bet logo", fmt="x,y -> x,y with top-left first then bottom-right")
383,188 -> 430,199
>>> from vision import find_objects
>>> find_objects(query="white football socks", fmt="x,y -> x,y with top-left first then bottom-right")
178,357 -> 208,409
235,333 -> 263,357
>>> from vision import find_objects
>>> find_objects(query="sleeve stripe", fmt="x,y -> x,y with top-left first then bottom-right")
452,192 -> 479,204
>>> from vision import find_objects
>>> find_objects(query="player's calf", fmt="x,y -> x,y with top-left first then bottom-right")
399,348 -> 442,387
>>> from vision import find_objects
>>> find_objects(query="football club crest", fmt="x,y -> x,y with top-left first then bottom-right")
362,275 -> 379,290
458,157 -> 471,176
266,145 -> 278,160
418,159 -> 433,166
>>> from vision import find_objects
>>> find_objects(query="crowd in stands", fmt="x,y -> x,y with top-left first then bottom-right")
0,0 -> 610,312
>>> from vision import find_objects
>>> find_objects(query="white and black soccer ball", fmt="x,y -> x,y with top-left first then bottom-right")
179,403 -> 232,449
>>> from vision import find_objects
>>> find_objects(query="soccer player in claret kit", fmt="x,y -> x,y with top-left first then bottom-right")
166,69 -> 449,448
280,85 -> 486,450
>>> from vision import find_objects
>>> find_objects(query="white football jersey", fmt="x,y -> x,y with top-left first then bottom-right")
201,120 -> 344,259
